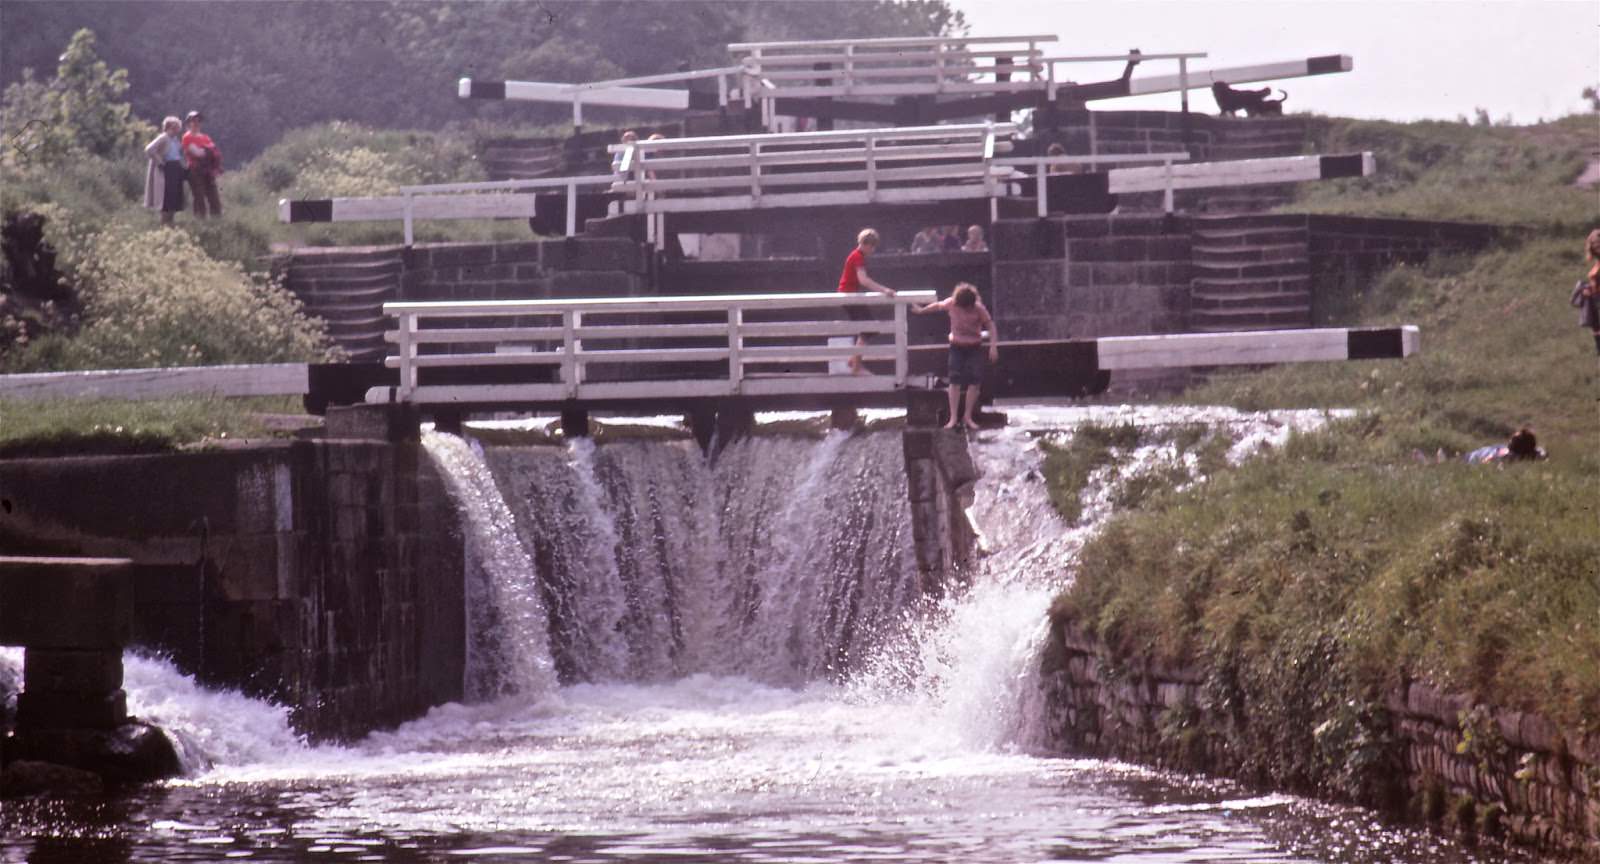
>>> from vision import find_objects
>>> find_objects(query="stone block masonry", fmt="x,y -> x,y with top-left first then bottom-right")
0,557 -> 183,786
0,441 -> 466,742
990,214 -> 1192,344
281,237 -> 654,362
1038,615 -> 1598,858
901,393 -> 981,595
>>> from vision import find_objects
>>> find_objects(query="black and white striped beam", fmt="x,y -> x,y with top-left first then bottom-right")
1107,152 -> 1374,194
1074,54 -> 1353,101
1089,325 -> 1418,370
458,78 -> 721,111
278,195 -> 537,225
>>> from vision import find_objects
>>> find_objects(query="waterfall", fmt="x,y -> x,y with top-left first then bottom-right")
421,430 -> 558,700
470,429 -> 919,686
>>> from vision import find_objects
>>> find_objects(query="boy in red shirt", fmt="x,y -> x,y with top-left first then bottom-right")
837,228 -> 896,373
181,111 -> 223,218
914,282 -> 998,430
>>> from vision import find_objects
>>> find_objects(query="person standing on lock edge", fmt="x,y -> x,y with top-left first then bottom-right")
143,116 -> 186,226
915,282 -> 998,431
837,228 -> 896,374
182,111 -> 223,218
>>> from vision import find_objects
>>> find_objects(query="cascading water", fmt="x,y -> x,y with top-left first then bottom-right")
3,408 -> 1517,863
421,430 -> 558,700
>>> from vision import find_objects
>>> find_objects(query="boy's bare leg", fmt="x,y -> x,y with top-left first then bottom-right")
849,334 -> 866,374
943,384 -> 961,429
962,385 -> 981,430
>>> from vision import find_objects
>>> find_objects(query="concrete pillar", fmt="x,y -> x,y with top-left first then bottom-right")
713,400 -> 755,449
0,557 -> 181,784
686,405 -> 718,454
325,403 -> 420,441
560,405 -> 590,438
829,406 -> 859,431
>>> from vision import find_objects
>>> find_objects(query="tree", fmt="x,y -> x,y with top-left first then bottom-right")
0,28 -> 146,166
1584,85 -> 1599,112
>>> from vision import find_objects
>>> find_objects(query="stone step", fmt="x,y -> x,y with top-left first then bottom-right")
1194,273 -> 1310,291
287,260 -> 405,281
1189,227 -> 1306,247
1190,306 -> 1311,330
1191,289 -> 1311,309
288,269 -> 403,288
1192,259 -> 1309,279
1193,199 -> 1290,215
288,279 -> 400,299
1191,242 -> 1307,263
283,246 -> 404,266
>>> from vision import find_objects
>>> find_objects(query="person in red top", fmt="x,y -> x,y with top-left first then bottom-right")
915,282 -> 998,431
181,110 -> 223,218
837,228 -> 896,374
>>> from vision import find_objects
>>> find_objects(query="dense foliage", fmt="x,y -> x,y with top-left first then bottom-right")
1,1 -> 963,161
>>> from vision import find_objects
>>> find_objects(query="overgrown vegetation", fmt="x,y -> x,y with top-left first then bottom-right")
1050,115 -> 1600,807
0,396 -> 301,457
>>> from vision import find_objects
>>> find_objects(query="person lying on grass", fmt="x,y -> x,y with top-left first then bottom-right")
914,282 -> 998,431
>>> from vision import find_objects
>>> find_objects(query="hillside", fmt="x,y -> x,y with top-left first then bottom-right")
1053,113 -> 1600,809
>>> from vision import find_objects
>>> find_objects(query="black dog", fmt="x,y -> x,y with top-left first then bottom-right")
1211,81 -> 1288,117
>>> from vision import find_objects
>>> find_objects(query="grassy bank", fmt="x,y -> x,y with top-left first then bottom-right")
0,396 -> 304,457
1049,115 -> 1600,801
1292,114 -> 1597,228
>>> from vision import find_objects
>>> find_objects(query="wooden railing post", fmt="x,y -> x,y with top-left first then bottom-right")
565,181 -> 578,237
727,306 -> 744,393
1036,157 -> 1049,218
561,309 -> 578,398
894,299 -> 908,385
865,135 -> 877,202
398,311 -> 418,398
749,141 -> 762,201
1163,158 -> 1175,214
402,193 -> 415,248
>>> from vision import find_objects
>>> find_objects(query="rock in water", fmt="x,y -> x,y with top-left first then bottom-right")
6,720 -> 183,785
0,760 -> 105,798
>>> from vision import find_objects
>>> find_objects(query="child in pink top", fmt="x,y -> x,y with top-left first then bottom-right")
915,283 -> 998,430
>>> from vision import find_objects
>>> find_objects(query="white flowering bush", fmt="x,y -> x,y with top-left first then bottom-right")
18,206 -> 337,369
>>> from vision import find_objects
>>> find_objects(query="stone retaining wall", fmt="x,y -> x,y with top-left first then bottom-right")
0,440 -> 465,741
990,213 -> 1191,343
1039,617 -> 1598,858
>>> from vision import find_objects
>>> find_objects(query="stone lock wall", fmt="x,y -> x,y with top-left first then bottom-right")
0,440 -> 466,741
901,415 -> 980,596
1038,616 -> 1599,858
990,213 -> 1192,342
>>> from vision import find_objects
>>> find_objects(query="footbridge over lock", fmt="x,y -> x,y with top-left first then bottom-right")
358,288 -> 1419,441
279,120 -> 1374,247
455,33 -> 1352,131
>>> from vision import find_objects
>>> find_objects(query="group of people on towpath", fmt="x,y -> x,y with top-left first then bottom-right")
143,111 -> 223,225
837,227 -> 997,431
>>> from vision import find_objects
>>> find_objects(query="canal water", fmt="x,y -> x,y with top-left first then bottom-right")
0,407 -> 1534,863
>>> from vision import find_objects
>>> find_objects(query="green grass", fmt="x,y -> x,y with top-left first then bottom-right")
1289,114 -> 1599,229
1185,235 -> 1598,468
0,396 -> 305,457
1047,114 -> 1600,805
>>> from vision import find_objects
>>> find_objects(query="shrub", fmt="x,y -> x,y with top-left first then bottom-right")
3,206 -> 335,370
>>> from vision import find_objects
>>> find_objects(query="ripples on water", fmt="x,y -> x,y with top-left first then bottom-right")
0,407 -> 1533,863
